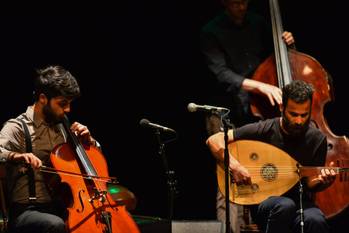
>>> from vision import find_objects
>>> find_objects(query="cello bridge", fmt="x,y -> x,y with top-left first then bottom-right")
89,190 -> 108,203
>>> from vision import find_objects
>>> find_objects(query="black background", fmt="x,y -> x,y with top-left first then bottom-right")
1,1 -> 348,231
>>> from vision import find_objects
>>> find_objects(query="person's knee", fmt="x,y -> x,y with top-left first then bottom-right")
276,197 -> 296,215
304,212 -> 328,229
256,197 -> 297,232
47,216 -> 66,233
306,213 -> 325,222
261,197 -> 296,217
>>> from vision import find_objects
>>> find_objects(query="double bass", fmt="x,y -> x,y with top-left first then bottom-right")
49,115 -> 140,233
250,0 -> 349,218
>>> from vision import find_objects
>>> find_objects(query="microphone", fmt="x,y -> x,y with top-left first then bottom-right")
139,119 -> 176,134
187,103 -> 229,114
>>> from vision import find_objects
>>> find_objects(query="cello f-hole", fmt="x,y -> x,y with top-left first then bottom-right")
77,189 -> 85,213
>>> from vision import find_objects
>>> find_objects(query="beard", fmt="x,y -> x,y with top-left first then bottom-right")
42,103 -> 63,125
282,113 -> 310,137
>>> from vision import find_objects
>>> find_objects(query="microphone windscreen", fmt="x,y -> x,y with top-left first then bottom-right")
187,103 -> 197,112
139,118 -> 150,126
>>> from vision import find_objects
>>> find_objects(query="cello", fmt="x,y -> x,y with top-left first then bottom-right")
49,115 -> 140,233
250,0 -> 349,219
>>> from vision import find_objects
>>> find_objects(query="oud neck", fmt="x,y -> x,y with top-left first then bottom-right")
299,166 -> 349,177
269,0 -> 292,88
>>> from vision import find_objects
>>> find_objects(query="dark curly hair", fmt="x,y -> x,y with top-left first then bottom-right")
33,65 -> 81,101
282,80 -> 314,108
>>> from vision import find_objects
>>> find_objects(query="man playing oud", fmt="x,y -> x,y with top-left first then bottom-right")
206,80 -> 336,233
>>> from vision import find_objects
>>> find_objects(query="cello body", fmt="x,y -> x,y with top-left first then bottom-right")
50,117 -> 140,233
250,0 -> 349,219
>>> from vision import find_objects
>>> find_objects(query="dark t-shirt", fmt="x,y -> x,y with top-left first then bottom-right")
233,117 -> 327,202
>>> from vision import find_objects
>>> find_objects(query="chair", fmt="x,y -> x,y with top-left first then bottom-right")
240,206 -> 260,233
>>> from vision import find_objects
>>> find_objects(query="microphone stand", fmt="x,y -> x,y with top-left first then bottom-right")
155,129 -> 178,222
296,164 -> 305,233
220,111 -> 232,233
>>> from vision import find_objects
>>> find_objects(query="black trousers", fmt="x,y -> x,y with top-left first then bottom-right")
8,202 -> 67,233
252,196 -> 330,233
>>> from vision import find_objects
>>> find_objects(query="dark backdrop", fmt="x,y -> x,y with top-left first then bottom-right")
1,0 -> 348,231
